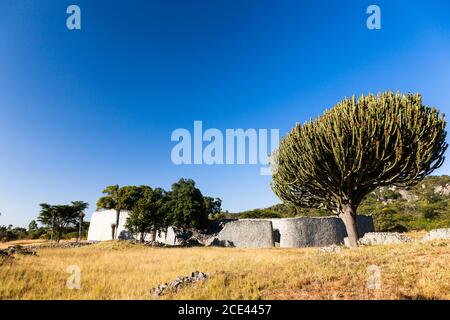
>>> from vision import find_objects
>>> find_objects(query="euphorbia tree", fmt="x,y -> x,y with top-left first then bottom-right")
271,92 -> 447,247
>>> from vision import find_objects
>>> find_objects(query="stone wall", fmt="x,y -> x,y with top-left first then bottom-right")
88,210 -> 374,248
88,210 -> 174,244
216,220 -> 274,248
87,209 -> 130,241
264,216 -> 374,248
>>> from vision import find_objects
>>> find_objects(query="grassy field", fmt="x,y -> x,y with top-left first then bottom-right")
1,239 -> 449,300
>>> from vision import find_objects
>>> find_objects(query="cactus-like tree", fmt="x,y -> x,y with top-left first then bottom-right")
271,92 -> 447,247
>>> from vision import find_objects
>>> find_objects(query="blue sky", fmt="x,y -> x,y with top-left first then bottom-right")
1,0 -> 450,227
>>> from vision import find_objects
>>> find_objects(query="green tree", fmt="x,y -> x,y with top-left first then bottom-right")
165,179 -> 208,230
96,185 -> 142,240
28,220 -> 38,232
204,197 -> 222,218
125,187 -> 169,242
272,92 -> 447,247
38,203 -> 79,242
71,201 -> 89,242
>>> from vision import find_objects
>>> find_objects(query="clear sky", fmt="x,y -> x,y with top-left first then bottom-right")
1,0 -> 450,227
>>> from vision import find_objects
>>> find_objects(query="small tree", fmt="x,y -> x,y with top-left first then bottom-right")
28,220 -> 38,232
96,185 -> 141,240
125,187 -> 169,242
71,201 -> 89,242
38,204 -> 79,243
272,92 -> 447,247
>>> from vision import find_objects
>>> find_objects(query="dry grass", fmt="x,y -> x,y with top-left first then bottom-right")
0,240 -> 449,300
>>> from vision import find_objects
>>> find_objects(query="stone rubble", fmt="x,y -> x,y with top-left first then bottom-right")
26,241 -> 97,250
150,271 -> 208,296
0,241 -> 97,258
356,232 -> 410,246
319,244 -> 342,253
205,237 -> 234,247
0,245 -> 36,256
143,240 -> 167,247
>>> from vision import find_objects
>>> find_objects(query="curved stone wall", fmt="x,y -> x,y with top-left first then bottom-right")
217,220 -> 274,248
266,216 -> 374,248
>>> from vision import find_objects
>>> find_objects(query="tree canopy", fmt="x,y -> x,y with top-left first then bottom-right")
125,187 -> 169,242
38,201 -> 89,242
165,179 -> 209,230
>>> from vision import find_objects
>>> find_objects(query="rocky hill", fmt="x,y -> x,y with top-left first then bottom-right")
230,175 -> 450,232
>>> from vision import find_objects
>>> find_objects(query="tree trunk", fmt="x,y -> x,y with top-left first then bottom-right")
50,211 -> 55,247
78,215 -> 83,242
151,229 -> 157,242
111,224 -> 116,240
57,229 -> 62,243
115,209 -> 120,240
340,204 -> 359,248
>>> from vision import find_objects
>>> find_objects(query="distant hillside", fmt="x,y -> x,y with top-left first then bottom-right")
228,175 -> 450,232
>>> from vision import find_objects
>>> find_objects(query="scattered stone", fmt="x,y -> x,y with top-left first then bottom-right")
357,232 -> 410,246
150,271 -> 208,296
422,228 -> 450,241
3,245 -> 36,256
143,241 -> 166,247
319,244 -> 342,253
27,241 -> 97,250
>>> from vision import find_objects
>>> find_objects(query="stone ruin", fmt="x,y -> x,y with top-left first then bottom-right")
87,209 -> 375,248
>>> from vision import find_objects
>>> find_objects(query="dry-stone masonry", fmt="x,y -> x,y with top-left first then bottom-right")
263,216 -> 373,248
422,228 -> 450,241
88,210 -> 375,248
216,220 -> 274,248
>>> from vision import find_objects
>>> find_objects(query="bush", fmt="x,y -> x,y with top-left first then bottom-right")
62,232 -> 79,239
39,233 -> 50,240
